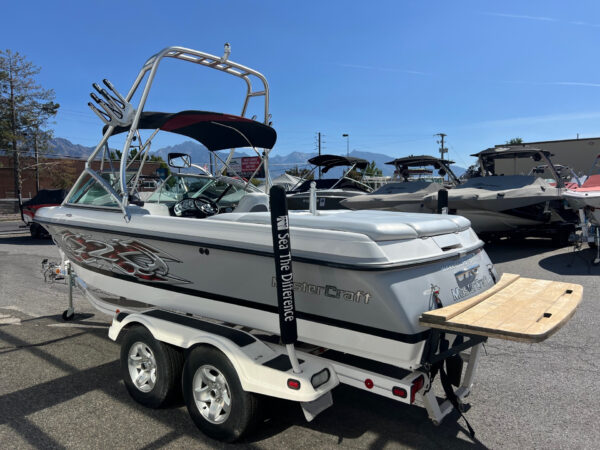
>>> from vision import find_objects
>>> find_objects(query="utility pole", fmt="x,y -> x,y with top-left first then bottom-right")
435,133 -> 448,160
318,132 -> 322,179
435,133 -> 448,182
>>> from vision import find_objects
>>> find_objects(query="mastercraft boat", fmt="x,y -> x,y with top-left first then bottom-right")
286,155 -> 373,210
35,44 -> 582,371
341,155 -> 459,212
34,44 -> 585,442
33,44 -> 499,370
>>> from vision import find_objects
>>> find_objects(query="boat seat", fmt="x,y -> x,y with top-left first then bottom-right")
234,193 -> 269,212
141,202 -> 171,216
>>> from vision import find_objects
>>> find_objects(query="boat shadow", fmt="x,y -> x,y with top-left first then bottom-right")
538,246 -> 600,276
0,235 -> 54,246
483,238 -> 565,264
0,310 -> 218,447
248,386 -> 488,449
0,310 -> 487,448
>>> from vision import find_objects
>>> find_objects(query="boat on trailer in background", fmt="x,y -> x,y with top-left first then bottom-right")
341,155 -> 459,213
423,147 -> 579,242
286,154 -> 373,210
36,44 -> 583,442
563,154 -> 600,263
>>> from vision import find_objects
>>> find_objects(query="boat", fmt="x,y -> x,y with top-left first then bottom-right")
286,155 -> 373,210
529,163 -> 582,189
35,45 -> 579,370
33,44 -> 501,370
423,147 -> 578,240
259,172 -> 303,192
562,155 -> 600,225
33,45 -> 585,442
22,189 -> 67,238
340,155 -> 459,212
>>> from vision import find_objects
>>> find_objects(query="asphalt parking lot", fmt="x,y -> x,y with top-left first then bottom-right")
0,221 -> 599,449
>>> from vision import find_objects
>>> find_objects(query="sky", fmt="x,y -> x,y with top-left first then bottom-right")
3,0 -> 600,169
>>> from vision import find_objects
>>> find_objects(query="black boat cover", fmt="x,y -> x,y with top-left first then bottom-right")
307,155 -> 369,173
471,147 -> 552,159
105,110 -> 277,151
385,155 -> 455,167
22,189 -> 67,206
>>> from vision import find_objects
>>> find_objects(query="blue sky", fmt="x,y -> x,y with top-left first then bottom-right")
3,0 -> 600,168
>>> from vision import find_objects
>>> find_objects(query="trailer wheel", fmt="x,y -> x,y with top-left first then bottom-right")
120,326 -> 183,408
183,346 -> 261,442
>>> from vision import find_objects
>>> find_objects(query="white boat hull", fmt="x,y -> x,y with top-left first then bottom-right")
37,205 -> 495,370
563,190 -> 600,225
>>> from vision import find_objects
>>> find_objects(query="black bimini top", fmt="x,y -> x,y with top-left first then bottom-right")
385,155 -> 454,168
308,155 -> 369,173
105,110 -> 277,151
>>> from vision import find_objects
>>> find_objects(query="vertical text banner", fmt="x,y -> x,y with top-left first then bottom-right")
269,186 -> 298,344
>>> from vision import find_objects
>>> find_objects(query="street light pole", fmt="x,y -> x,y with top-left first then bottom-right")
342,133 -> 349,157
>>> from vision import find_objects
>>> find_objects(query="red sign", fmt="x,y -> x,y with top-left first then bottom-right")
227,156 -> 265,178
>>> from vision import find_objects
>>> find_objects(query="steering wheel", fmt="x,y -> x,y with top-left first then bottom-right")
194,196 -> 219,217
173,196 -> 219,218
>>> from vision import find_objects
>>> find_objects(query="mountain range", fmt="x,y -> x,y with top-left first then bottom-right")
44,137 -> 466,177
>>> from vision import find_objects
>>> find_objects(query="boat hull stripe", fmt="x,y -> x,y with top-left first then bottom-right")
73,260 -> 430,344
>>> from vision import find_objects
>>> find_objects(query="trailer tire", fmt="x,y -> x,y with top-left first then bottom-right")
120,326 -> 183,408
183,346 -> 261,442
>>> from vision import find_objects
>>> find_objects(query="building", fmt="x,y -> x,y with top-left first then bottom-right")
0,155 -> 162,213
493,137 -> 600,176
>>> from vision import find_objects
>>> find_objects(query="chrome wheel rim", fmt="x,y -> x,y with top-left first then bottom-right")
193,364 -> 232,424
128,342 -> 157,393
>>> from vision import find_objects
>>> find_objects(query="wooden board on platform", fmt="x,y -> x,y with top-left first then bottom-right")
419,273 -> 583,343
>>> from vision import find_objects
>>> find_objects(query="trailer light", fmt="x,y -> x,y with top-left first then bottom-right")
392,386 -> 407,398
364,378 -> 374,389
287,379 -> 301,390
311,369 -> 330,388
410,375 -> 425,404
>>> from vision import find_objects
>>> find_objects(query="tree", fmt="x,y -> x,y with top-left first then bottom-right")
0,50 -> 59,200
42,159 -> 79,190
346,160 -> 382,181
364,160 -> 382,177
506,137 -> 523,145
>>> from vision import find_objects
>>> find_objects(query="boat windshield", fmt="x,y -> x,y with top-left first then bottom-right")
146,174 -> 257,208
